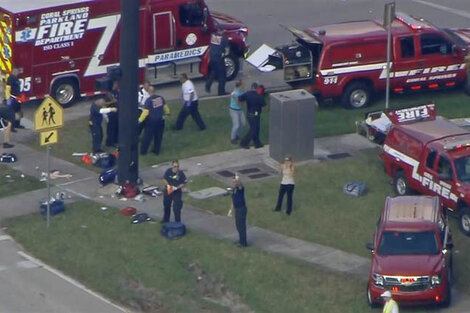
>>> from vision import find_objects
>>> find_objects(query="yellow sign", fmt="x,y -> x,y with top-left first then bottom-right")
34,96 -> 64,132
40,130 -> 59,146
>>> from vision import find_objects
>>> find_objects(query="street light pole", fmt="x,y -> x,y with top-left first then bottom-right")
118,0 -> 140,184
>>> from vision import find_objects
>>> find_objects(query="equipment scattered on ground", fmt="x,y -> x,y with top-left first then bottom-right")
99,168 -> 118,185
343,182 -> 367,197
120,206 -> 137,216
142,185 -> 162,197
161,222 -> 186,239
0,153 -> 17,163
132,212 -> 152,224
40,199 -> 65,216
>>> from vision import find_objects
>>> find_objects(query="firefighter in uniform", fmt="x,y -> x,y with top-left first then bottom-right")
239,82 -> 266,149
162,160 -> 187,223
5,67 -> 23,130
89,98 -> 116,153
105,81 -> 119,147
205,29 -> 228,96
139,85 -> 166,155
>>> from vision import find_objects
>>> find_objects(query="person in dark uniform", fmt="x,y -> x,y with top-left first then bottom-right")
139,85 -> 165,155
231,175 -> 248,247
205,29 -> 228,95
0,107 -> 14,148
105,81 -> 119,147
89,98 -> 116,153
175,73 -> 206,130
5,67 -> 24,129
238,82 -> 266,149
162,160 -> 187,223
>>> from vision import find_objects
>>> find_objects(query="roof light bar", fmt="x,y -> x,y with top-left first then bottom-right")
395,12 -> 427,30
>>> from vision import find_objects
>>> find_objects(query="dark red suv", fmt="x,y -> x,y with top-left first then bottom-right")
366,196 -> 453,307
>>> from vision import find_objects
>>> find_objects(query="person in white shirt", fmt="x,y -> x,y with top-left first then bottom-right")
274,155 -> 295,215
137,81 -> 151,136
174,73 -> 206,131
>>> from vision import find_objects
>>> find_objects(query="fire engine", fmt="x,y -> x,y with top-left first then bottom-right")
0,0 -> 248,106
380,104 -> 470,236
249,12 -> 470,109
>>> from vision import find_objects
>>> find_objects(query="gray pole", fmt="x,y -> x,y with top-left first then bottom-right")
385,2 -> 395,110
46,146 -> 51,228
118,0 -> 140,184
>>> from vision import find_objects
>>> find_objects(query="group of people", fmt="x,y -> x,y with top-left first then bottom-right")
89,73 -> 207,155
0,67 -> 25,149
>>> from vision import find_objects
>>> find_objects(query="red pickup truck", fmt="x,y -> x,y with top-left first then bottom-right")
380,104 -> 470,235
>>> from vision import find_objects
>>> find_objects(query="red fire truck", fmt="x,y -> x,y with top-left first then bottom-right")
0,0 -> 248,106
249,12 -> 470,109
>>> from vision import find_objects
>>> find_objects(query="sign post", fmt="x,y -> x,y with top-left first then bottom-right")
384,2 -> 395,110
34,96 -> 64,227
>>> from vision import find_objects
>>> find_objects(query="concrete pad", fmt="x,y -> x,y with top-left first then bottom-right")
188,187 -> 228,199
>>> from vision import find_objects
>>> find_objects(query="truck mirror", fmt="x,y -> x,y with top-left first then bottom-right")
366,243 -> 374,251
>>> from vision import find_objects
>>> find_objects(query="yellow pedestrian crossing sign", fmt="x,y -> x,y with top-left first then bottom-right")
40,129 -> 59,146
34,96 -> 64,132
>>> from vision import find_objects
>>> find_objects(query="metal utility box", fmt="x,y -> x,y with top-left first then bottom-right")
269,89 -> 316,163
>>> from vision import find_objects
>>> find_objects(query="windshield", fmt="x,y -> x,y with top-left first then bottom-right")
455,156 -> 470,182
378,231 -> 439,255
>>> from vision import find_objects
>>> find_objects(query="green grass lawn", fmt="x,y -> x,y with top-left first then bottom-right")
186,148 -> 470,295
3,200 -> 433,313
0,164 -> 44,198
27,90 -> 470,168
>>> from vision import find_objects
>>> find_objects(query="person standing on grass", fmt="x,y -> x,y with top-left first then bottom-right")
238,82 -> 266,149
139,85 -> 166,155
274,155 -> 295,215
231,175 -> 248,247
229,80 -> 246,144
89,98 -> 117,153
162,160 -> 187,223
174,73 -> 206,131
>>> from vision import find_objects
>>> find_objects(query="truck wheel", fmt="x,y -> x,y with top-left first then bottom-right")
441,270 -> 452,307
393,171 -> 410,196
342,81 -> 372,109
366,285 -> 379,308
51,78 -> 79,107
458,207 -> 470,236
464,77 -> 470,96
224,52 -> 239,81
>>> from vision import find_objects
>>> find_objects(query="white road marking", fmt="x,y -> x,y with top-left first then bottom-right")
411,0 -> 470,19
17,251 -> 129,312
59,176 -> 94,186
56,186 -> 92,200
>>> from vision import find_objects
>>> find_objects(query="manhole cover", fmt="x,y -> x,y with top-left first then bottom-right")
327,153 -> 351,160
216,170 -> 235,177
248,173 -> 271,179
238,168 -> 261,174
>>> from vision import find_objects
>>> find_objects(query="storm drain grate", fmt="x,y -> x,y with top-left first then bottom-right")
327,153 -> 351,160
238,168 -> 261,174
248,173 -> 272,179
216,170 -> 235,177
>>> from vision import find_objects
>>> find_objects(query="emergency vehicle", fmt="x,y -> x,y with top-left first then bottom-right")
249,12 -> 470,109
367,196 -> 453,307
380,104 -> 470,236
0,0 -> 248,106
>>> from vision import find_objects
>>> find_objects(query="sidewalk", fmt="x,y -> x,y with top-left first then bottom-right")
1,133 -> 469,312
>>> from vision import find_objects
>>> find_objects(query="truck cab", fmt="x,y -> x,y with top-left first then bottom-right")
367,196 -> 453,307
